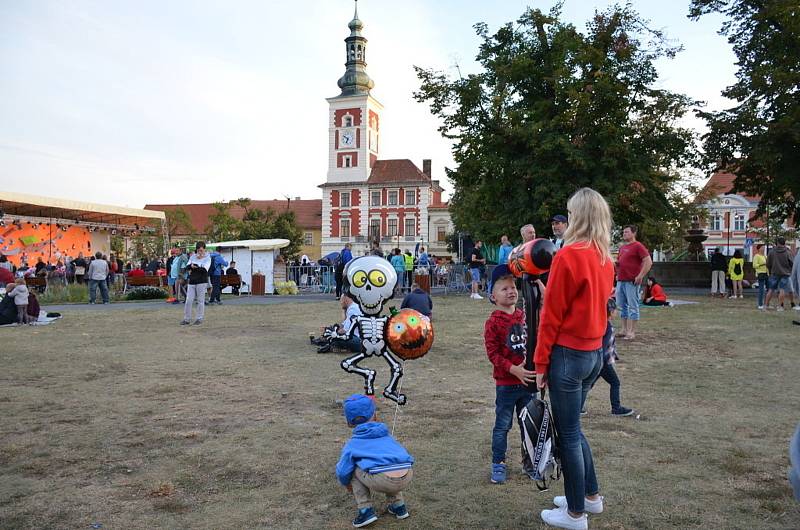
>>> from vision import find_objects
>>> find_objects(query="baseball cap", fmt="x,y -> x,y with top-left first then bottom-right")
343,394 -> 376,426
488,264 -> 514,303
551,214 -> 568,223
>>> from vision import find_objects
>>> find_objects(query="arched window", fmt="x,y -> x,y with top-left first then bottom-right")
343,115 -> 353,127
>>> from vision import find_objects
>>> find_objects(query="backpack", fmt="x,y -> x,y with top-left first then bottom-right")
519,396 -> 561,491
733,261 -> 742,276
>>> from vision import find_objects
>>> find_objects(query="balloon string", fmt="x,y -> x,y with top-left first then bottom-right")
391,361 -> 404,436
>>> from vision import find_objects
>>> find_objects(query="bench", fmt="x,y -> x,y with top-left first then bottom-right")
25,277 -> 47,293
124,275 -> 167,293
220,274 -> 244,295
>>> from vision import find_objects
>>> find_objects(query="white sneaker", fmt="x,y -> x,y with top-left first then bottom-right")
758,305 -> 765,310
793,306 -> 800,311
553,495 -> 604,514
473,293 -> 483,300
777,306 -> 785,312
540,507 -> 588,530
738,295 -> 743,299
469,293 -> 476,299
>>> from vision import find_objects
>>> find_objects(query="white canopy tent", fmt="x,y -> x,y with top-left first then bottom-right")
206,239 -> 290,294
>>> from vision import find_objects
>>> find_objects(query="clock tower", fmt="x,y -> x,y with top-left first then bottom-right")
326,0 -> 381,184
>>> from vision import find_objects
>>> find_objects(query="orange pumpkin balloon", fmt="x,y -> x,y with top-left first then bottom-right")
508,238 -> 556,277
386,309 -> 434,360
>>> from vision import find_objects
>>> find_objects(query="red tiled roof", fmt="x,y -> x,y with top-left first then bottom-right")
145,199 -> 321,235
368,159 -> 431,184
700,171 -> 760,202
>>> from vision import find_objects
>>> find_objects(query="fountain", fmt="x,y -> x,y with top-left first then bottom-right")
683,216 -> 708,261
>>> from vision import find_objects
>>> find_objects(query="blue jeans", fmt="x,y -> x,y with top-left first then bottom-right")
548,345 -> 603,513
332,335 -> 362,352
210,275 -> 222,302
88,279 -> 109,304
492,384 -> 536,464
768,275 -> 789,292
757,273 -> 768,306
590,362 -> 621,411
616,281 -> 640,321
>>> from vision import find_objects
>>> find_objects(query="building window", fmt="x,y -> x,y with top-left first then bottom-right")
304,232 -> 313,245
734,212 -> 746,231
437,226 -> 447,242
343,115 -> 353,127
711,213 -> 723,231
404,218 -> 415,237
405,190 -> 416,205
369,219 -> 381,240
388,218 -> 398,236
340,191 -> 351,208
388,190 -> 398,206
371,191 -> 381,206
340,219 -> 351,238
344,156 -> 352,168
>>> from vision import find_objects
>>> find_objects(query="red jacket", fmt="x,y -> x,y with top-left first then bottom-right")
534,243 -> 615,374
647,283 -> 667,302
484,308 -> 527,386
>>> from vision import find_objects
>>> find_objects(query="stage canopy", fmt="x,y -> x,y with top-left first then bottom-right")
0,191 -> 165,232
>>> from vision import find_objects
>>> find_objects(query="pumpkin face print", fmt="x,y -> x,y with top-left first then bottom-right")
386,309 -> 434,360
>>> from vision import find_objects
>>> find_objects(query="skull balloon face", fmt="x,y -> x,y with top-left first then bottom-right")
343,256 -> 397,315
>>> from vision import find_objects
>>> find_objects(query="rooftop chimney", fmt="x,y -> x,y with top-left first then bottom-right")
422,159 -> 431,178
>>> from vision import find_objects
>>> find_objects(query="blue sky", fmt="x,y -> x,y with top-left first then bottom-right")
0,1 -> 735,208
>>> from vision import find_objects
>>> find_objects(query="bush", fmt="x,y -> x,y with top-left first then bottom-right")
38,283 -> 125,304
125,286 -> 169,300
275,280 -> 298,295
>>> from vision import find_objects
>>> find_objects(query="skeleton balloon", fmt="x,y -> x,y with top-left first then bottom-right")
327,255 -> 432,405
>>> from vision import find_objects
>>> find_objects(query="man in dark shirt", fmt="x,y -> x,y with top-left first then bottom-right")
401,284 -> 433,318
226,261 -> 240,295
710,247 -> 727,297
469,241 -> 486,300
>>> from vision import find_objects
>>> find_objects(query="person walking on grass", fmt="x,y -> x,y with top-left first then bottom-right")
535,188 -> 615,530
390,249 -> 406,295
585,299 -> 634,417
615,225 -> 651,340
87,252 -> 110,304
753,244 -> 769,309
727,249 -> 745,299
764,237 -> 793,311
182,242 -> 211,325
710,247 -> 727,298
208,247 -> 227,305
469,240 -> 486,300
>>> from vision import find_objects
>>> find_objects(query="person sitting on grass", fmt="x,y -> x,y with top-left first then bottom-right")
584,298 -> 634,417
484,264 -> 537,484
642,276 -> 670,306
6,277 -> 31,324
400,283 -> 433,318
316,293 -> 363,354
0,283 -> 18,325
336,394 -> 414,528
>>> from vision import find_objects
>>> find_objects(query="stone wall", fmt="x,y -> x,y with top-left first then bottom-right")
650,261 -> 755,288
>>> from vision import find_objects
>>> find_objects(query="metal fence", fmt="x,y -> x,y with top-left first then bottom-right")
285,265 -> 336,293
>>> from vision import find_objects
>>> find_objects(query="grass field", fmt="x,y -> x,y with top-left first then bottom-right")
1,295 -> 799,529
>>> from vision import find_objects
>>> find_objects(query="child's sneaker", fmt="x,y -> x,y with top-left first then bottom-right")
387,502 -> 410,519
352,507 -> 378,528
490,462 -> 507,484
540,507 -> 588,530
612,406 -> 634,416
553,495 -> 604,514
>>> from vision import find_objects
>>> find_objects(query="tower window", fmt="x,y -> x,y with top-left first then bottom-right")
341,191 -> 351,208
344,156 -> 352,168
343,115 -> 353,127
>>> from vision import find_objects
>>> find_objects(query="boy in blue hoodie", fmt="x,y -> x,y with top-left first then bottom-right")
336,394 -> 414,528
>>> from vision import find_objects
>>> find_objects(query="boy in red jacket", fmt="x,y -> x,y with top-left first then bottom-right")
484,264 -> 537,484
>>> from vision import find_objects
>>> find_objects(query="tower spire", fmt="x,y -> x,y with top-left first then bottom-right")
336,0 -> 374,96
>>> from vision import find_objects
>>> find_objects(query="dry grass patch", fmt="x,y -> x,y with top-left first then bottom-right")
0,296 -> 798,529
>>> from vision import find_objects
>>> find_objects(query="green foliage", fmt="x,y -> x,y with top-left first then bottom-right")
749,208 -> 797,247
165,207 -> 194,244
205,202 -> 240,243
690,0 -> 800,224
414,4 -> 701,250
129,221 -> 167,262
125,286 -> 169,300
38,283 -> 124,304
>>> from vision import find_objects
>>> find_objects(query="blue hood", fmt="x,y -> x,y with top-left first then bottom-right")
335,421 -> 414,486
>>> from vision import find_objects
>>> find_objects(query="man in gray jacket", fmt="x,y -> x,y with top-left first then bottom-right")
765,237 -> 793,311
87,252 -> 110,304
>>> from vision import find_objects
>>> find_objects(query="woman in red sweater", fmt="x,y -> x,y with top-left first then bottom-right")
535,188 -> 615,530
642,276 -> 670,306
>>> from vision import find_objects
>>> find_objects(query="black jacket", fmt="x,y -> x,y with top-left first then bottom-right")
710,253 -> 727,272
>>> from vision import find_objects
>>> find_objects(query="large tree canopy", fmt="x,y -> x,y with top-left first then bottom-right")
690,0 -> 800,224
414,5 -> 700,248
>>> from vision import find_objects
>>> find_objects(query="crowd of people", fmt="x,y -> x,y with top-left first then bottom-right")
710,238 -> 800,311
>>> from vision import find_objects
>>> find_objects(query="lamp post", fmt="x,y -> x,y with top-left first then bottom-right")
726,211 -> 732,256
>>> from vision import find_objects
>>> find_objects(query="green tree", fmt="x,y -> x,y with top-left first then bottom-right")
414,4 -> 700,250
749,207 -> 797,247
205,202 -> 241,243
689,0 -> 800,224
165,206 -> 194,246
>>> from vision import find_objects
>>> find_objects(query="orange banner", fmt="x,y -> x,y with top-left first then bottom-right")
0,223 -> 93,267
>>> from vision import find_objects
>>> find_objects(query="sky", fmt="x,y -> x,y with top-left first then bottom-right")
0,1 -> 736,209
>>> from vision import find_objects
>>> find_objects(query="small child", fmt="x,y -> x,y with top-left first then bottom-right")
7,278 -> 30,325
484,264 -> 537,484
336,394 -> 414,528
587,299 -> 634,416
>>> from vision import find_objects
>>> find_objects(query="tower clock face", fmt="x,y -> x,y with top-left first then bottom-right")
340,129 -> 355,148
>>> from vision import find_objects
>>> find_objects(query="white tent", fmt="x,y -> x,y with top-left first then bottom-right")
207,239 -> 290,294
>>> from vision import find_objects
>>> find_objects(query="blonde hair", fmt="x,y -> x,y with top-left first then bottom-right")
14,277 -> 25,285
562,188 -> 613,263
